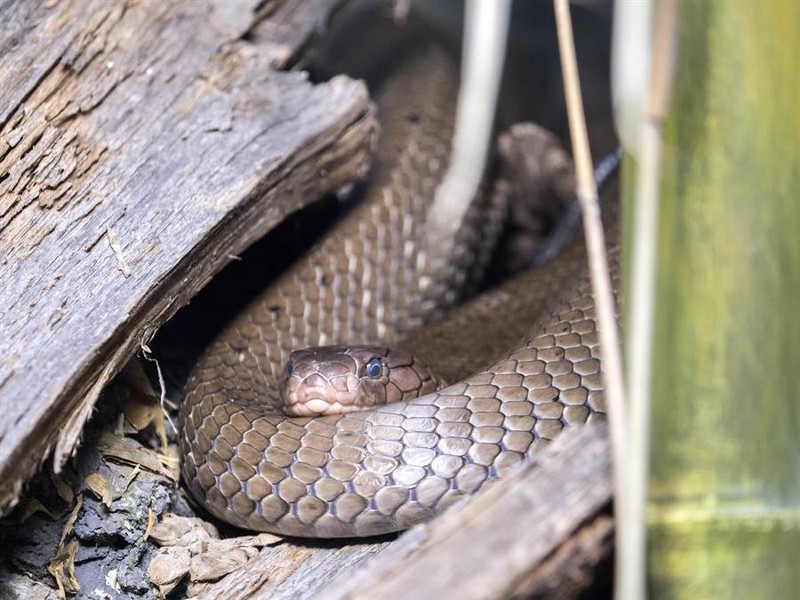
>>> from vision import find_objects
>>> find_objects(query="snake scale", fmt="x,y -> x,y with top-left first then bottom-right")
179,38 -> 614,538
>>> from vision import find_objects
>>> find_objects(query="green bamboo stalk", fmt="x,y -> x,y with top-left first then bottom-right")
640,0 -> 800,596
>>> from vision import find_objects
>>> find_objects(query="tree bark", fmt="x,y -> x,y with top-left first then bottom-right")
0,0 -> 373,515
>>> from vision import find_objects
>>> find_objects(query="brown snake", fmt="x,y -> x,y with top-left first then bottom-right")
179,41 -> 614,538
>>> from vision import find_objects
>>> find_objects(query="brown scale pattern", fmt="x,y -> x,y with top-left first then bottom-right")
179,44 -> 614,537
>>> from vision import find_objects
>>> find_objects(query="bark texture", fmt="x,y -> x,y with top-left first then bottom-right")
0,0 -> 373,514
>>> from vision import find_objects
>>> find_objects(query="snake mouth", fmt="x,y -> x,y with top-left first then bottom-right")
282,371 -> 358,417
286,393 -> 366,417
287,396 -> 335,416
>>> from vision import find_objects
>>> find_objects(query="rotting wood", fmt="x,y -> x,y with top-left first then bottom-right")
0,0 -> 371,515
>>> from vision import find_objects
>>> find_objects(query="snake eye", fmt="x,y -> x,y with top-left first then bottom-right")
365,357 -> 382,379
284,362 -> 293,376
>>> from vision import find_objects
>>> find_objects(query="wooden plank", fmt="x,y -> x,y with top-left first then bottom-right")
0,0 -> 374,514
312,425 -> 612,600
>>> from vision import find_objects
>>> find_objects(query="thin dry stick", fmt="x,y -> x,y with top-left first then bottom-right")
552,0 -> 628,585
622,2 -> 680,599
140,335 -> 178,436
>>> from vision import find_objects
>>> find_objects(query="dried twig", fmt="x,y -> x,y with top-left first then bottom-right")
552,0 -> 628,590
140,336 -> 178,436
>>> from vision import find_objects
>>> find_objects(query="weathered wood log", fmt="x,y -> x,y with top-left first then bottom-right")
192,537 -> 392,599
0,0 -> 374,515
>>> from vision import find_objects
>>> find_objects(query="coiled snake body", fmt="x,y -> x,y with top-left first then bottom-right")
180,42 -> 612,537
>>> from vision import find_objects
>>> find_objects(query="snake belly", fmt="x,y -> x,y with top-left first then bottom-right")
179,43 -> 610,538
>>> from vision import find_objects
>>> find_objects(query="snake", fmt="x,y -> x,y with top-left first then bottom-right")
179,37 -> 615,538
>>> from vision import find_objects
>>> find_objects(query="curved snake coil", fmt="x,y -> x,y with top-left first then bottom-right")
179,42 -> 613,537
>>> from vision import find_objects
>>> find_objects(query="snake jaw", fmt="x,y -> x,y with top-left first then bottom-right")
284,372 -> 342,416
282,371 -> 379,416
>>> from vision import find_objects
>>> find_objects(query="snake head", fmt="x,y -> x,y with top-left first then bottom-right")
279,345 -> 444,417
